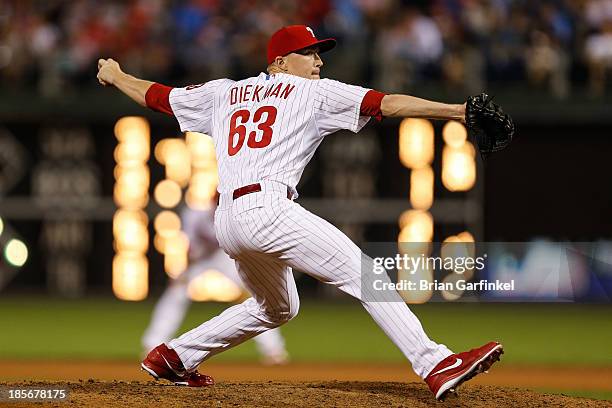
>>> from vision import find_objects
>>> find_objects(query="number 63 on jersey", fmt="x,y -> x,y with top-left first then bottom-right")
228,106 -> 277,156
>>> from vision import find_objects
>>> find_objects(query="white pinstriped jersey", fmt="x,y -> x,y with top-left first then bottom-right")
169,73 -> 371,197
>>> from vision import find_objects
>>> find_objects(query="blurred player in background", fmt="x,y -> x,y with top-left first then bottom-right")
142,197 -> 289,365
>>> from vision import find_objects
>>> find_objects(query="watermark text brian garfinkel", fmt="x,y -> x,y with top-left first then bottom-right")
372,278 -> 515,292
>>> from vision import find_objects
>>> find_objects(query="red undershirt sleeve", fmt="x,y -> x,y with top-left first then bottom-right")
360,89 -> 386,122
145,83 -> 174,116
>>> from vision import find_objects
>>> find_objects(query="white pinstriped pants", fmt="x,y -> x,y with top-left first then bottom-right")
169,181 -> 452,378
141,249 -> 287,359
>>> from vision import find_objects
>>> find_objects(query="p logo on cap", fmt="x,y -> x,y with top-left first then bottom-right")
267,25 -> 336,65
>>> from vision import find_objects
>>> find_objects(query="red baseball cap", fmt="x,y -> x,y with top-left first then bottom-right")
267,25 -> 336,65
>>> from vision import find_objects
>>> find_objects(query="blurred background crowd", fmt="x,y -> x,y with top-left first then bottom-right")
2,0 -> 612,98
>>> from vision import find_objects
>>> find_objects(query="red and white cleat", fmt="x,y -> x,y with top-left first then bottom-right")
425,341 -> 503,401
141,343 -> 214,387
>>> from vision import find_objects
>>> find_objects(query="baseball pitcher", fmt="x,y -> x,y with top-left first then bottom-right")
98,25 -> 512,400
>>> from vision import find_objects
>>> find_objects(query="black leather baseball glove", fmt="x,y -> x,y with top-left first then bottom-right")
465,93 -> 515,159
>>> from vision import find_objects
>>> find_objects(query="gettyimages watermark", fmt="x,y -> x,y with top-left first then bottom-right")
370,252 -> 513,291
360,242 -> 612,303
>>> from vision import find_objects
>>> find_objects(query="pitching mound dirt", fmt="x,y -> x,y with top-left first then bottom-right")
2,380 -> 610,408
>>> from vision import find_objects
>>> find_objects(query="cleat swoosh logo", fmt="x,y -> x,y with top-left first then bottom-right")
161,354 -> 186,376
431,358 -> 462,376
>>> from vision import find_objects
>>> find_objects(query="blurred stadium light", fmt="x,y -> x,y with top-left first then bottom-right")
187,270 -> 243,302
4,238 -> 28,267
154,211 -> 181,238
113,210 -> 149,254
442,121 -> 468,148
409,165 -> 434,210
0,215 -> 30,290
112,117 -> 150,301
186,171 -> 218,210
154,179 -> 183,209
398,119 -> 435,254
158,138 -> 191,187
153,211 -> 181,256
153,139 -> 190,280
186,132 -> 218,210
186,132 -> 216,168
112,253 -> 148,301
441,121 -> 476,192
442,142 -> 477,192
398,210 -> 434,243
399,119 -> 480,246
163,231 -> 189,279
398,118 -> 434,169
